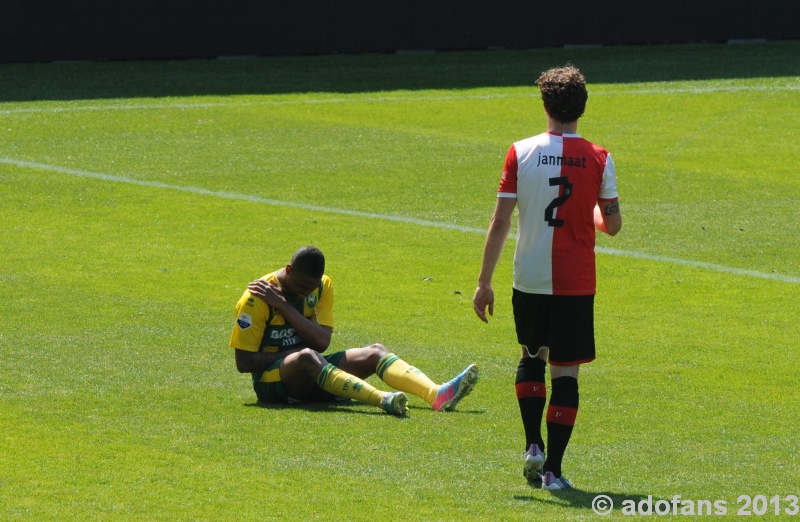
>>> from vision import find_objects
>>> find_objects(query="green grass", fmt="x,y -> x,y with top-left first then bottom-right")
1,41 -> 799,520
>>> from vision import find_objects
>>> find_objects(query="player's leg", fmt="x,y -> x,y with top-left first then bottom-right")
278,349 -> 327,399
542,363 -> 579,489
517,345 -> 548,448
370,345 -> 478,412
331,343 -> 388,379
281,348 -> 407,415
517,345 -> 548,482
512,290 -> 549,482
541,295 -> 595,490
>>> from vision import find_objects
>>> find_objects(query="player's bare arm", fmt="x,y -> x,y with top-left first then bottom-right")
247,279 -> 332,352
474,197 -> 516,322
594,199 -> 622,236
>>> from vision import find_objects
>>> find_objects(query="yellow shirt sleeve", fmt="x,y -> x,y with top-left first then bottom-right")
312,275 -> 334,328
229,290 -> 270,353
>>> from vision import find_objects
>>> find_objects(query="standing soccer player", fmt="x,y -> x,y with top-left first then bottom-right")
472,65 -> 622,490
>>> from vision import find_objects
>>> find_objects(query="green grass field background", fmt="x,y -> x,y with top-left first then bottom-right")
1,41 -> 798,520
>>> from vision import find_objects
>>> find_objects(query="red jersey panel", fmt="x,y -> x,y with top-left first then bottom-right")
498,132 -> 617,295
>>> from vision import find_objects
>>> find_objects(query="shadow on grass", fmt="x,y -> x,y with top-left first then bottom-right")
0,40 -> 797,102
516,487 -> 662,514
245,400 -> 391,416
244,401 -> 486,416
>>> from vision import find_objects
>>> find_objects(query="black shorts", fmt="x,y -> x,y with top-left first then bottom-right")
511,289 -> 595,366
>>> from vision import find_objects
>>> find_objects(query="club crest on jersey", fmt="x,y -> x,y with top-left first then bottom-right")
236,313 -> 253,330
305,293 -> 318,309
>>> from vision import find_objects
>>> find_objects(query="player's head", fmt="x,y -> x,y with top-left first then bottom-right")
284,246 -> 325,298
290,246 -> 325,278
536,65 -> 588,124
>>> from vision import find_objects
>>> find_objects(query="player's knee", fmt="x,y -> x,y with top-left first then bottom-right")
367,343 -> 389,356
292,348 -> 325,372
550,364 -> 580,380
298,347 -> 324,361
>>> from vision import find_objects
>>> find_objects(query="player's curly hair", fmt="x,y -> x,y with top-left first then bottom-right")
536,65 -> 588,123
291,246 -> 325,278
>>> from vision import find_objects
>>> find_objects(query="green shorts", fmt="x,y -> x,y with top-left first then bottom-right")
252,350 -> 347,403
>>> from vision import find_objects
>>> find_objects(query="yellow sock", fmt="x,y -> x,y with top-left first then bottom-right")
376,353 -> 439,404
317,363 -> 384,407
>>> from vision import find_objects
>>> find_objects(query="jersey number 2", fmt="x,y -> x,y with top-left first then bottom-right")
545,176 -> 573,227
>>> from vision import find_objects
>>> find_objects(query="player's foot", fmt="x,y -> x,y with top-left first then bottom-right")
541,471 -> 573,490
432,364 -> 479,412
523,444 -> 545,483
380,391 -> 408,416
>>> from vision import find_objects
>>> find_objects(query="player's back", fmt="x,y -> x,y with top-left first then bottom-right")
508,131 -> 613,295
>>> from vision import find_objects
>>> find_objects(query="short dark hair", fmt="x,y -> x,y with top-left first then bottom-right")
290,246 -> 325,278
536,65 -> 588,123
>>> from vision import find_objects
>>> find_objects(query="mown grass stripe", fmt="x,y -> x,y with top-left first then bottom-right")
3,156 -> 797,285
1,82 -> 798,116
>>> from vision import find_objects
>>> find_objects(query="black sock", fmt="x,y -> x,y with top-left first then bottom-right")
544,376 -> 579,477
515,356 -> 547,452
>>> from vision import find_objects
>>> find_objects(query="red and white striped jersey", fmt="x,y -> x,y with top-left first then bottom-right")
498,131 -> 618,295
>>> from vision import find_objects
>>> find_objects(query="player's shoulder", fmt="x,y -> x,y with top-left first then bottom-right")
234,271 -> 277,311
589,141 -> 612,166
588,139 -> 610,155
235,290 -> 268,316
565,135 -> 611,163
513,131 -> 551,149
261,271 -> 279,283
571,134 -> 609,155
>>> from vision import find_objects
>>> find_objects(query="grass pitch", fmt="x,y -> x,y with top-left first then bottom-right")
1,41 -> 799,520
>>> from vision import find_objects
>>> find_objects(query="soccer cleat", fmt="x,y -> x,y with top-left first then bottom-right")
541,471 -> 574,490
523,444 -> 545,483
381,391 -> 408,416
432,364 -> 479,412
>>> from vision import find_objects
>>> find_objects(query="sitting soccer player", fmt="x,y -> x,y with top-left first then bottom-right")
229,246 -> 478,415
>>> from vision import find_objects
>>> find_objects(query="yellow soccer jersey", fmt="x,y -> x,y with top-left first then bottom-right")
229,272 -> 334,353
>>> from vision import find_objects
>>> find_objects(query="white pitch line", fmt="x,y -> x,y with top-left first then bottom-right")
2,156 -> 798,285
595,247 -> 799,284
0,157 -> 485,234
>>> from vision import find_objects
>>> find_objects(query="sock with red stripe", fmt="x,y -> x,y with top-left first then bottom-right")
515,356 -> 547,453
544,376 -> 579,477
